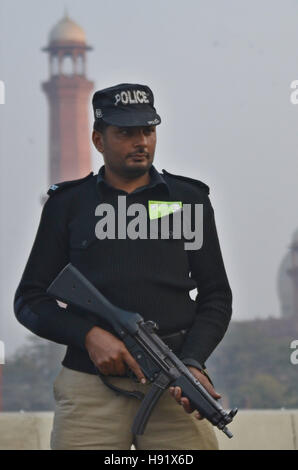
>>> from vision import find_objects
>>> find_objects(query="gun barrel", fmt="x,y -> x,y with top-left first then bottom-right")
223,427 -> 233,439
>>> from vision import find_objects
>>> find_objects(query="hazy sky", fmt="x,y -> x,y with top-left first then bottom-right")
1,0 -> 298,355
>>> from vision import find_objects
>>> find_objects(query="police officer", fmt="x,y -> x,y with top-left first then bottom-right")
14,83 -> 233,450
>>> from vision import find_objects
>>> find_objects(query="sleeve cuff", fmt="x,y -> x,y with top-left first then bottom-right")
180,357 -> 205,370
181,357 -> 214,386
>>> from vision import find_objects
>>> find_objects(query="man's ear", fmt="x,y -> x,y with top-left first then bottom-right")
92,130 -> 104,153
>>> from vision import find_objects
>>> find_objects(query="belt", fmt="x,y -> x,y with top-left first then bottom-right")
160,329 -> 187,355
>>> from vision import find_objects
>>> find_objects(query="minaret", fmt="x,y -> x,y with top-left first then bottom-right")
41,12 -> 94,184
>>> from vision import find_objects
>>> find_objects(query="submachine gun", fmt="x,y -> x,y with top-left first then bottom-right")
47,263 -> 237,438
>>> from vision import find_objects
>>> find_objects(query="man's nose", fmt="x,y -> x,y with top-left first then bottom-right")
133,130 -> 148,148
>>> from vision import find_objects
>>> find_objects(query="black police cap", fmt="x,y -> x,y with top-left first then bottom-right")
92,83 -> 161,127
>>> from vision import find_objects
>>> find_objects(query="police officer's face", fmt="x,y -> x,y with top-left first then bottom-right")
92,125 -> 156,178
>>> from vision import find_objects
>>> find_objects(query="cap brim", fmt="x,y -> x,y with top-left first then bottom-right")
99,108 -> 161,127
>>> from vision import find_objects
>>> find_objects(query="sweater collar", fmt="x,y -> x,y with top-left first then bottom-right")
96,164 -> 170,195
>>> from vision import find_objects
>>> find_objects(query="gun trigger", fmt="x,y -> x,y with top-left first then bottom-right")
94,365 -> 144,400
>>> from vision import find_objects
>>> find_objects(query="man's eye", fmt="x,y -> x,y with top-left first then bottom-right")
145,128 -> 155,134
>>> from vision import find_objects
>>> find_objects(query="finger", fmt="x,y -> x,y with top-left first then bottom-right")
123,351 -> 146,384
196,377 -> 222,400
180,397 -> 193,414
116,364 -> 127,376
174,386 -> 182,402
113,357 -> 127,376
174,388 -> 194,412
170,387 -> 186,408
170,387 -> 207,416
97,364 -> 109,375
174,388 -> 191,409
194,411 -> 205,420
207,387 -> 221,399
106,360 -> 118,376
106,365 -> 116,376
169,387 -> 178,397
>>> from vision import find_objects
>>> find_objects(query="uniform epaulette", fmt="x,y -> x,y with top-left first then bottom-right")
162,169 -> 210,195
47,172 -> 94,197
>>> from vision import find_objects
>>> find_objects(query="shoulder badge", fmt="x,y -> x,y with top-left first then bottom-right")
47,172 -> 94,197
162,169 -> 209,195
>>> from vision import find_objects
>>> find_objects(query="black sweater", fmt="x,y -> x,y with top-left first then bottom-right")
14,165 -> 233,374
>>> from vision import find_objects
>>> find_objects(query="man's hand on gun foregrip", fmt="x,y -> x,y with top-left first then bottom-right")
169,366 -> 221,420
85,326 -> 146,384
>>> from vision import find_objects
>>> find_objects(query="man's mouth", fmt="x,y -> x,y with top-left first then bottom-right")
129,154 -> 148,160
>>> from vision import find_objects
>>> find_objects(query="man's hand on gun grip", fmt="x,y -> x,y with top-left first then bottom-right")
85,326 -> 146,383
169,366 -> 221,420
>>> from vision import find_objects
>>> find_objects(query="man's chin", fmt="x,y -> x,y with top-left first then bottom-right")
124,160 -> 152,177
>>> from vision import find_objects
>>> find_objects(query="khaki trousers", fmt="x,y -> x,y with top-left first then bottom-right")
50,366 -> 219,450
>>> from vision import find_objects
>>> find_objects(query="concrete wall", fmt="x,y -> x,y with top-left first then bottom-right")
215,410 -> 298,450
0,410 -> 297,450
